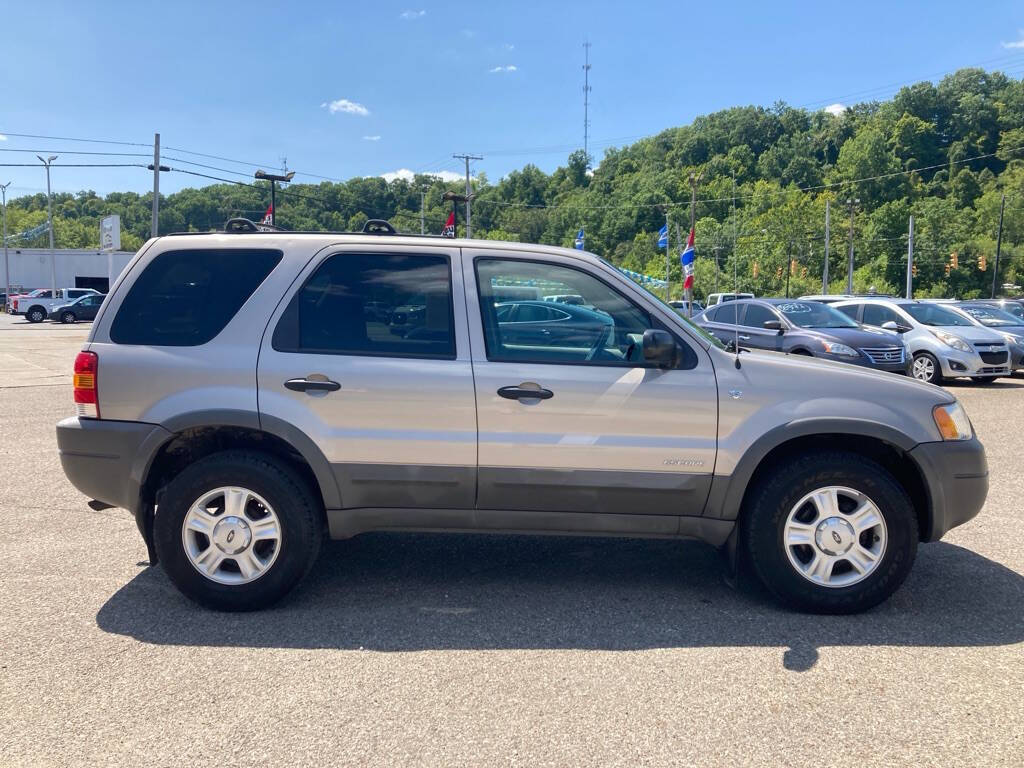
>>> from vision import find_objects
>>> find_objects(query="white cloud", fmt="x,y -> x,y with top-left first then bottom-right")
399,9 -> 426,20
824,103 -> 847,116
362,135 -> 381,141
502,43 -> 515,51
320,98 -> 370,116
1001,31 -> 1024,48
380,169 -> 466,183
489,65 -> 518,73
0,133 -> 6,141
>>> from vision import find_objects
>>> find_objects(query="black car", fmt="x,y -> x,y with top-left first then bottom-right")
696,298 -> 909,373
495,299 -> 613,348
54,293 -> 105,323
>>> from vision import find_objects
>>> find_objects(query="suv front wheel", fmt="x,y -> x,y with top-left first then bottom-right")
742,452 -> 918,614
153,451 -> 323,611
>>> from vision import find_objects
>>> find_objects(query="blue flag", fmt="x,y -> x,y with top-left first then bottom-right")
574,228 -> 585,250
657,224 -> 669,249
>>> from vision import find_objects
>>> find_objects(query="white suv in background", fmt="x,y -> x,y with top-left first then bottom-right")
833,298 -> 1010,384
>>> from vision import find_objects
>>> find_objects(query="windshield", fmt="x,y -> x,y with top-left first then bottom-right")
900,303 -> 974,327
776,301 -> 858,328
959,305 -> 1021,326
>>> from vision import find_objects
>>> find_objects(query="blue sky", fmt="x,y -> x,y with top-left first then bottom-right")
1,0 -> 1023,199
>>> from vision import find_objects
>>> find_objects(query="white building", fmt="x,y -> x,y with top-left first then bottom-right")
2,248 -> 136,294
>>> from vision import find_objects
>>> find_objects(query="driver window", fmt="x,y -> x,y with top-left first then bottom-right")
475,258 -> 655,366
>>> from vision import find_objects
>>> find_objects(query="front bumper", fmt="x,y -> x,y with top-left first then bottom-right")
908,437 -> 988,542
937,348 -> 1010,378
56,417 -> 171,512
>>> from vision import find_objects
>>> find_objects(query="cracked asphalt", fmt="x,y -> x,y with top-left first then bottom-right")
1,312 -> 1021,766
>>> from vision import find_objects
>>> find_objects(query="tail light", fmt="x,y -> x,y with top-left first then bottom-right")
73,351 -> 99,418
12,299 -> 18,311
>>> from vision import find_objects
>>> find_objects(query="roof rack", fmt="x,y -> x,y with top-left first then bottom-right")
224,217 -> 284,233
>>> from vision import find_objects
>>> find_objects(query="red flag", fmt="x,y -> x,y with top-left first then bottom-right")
441,210 -> 455,237
260,205 -> 273,225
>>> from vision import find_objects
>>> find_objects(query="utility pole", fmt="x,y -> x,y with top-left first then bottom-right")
845,197 -> 859,295
664,211 -> 671,301
992,193 -> 1005,298
420,185 -> 429,235
1,181 -> 10,308
37,155 -> 57,297
785,240 -> 792,298
452,154 -> 482,238
822,199 -> 830,294
905,215 -> 914,299
582,41 -> 592,167
254,170 -> 295,226
151,133 -> 161,237
687,170 -> 703,313
712,245 -> 721,294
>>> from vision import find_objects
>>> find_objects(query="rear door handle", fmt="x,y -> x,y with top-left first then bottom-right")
497,385 -> 554,401
284,377 -> 341,393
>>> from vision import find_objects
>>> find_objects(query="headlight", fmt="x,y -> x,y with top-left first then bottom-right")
931,330 -> 971,352
933,402 -> 973,441
820,340 -> 859,357
999,331 -> 1023,345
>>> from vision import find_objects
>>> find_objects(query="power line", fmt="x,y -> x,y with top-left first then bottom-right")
0,131 -> 151,147
0,148 -> 151,157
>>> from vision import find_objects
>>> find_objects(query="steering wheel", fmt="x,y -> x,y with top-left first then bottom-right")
585,323 -> 614,361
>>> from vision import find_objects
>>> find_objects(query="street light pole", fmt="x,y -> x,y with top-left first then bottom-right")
254,170 -> 295,226
845,197 -> 859,295
1,181 -> 11,308
37,155 -> 57,297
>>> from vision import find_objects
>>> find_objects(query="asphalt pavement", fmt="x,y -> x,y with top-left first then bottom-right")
1,312 -> 1021,766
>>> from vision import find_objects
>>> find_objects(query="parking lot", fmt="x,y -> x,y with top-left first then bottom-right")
1,311 -> 1021,766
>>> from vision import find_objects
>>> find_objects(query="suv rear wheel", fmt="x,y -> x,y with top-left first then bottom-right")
742,452 -> 918,614
153,450 -> 323,611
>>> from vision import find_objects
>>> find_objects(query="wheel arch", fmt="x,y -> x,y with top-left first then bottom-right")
134,410 -> 340,562
710,420 -> 932,543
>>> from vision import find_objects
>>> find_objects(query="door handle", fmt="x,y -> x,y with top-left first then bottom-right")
738,334 -> 750,340
284,377 -> 341,393
497,385 -> 554,401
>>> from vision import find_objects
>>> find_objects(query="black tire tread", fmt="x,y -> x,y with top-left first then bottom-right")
742,451 -> 918,614
153,450 -> 323,611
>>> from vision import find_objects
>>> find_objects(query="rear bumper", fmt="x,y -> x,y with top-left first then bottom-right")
56,417 -> 171,512
908,437 -> 988,542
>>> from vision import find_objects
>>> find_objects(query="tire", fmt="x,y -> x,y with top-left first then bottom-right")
60,311 -> 76,324
153,450 -> 323,611
26,307 -> 46,323
742,451 -> 918,614
790,349 -> 813,356
911,352 -> 943,384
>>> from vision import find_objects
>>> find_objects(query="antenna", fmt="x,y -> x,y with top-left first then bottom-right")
583,41 -> 592,168
732,176 -> 740,369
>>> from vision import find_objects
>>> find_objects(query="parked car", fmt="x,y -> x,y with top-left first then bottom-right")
52,293 -> 105,324
57,227 -> 987,614
543,294 -> 586,305
494,299 -> 613,349
704,292 -> 753,306
668,299 -> 704,316
695,299 -> 909,374
833,298 -> 1010,384
11,287 -> 102,322
954,302 -> 1024,372
6,288 -> 48,314
971,298 -> 1024,321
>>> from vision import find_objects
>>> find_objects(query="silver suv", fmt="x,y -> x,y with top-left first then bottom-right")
832,298 -> 1010,384
56,226 -> 988,613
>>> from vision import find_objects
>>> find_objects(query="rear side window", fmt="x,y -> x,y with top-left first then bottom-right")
836,304 -> 861,321
110,248 -> 281,346
862,304 -> 900,326
273,252 -> 455,359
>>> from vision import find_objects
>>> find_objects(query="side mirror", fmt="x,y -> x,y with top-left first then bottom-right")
763,319 -> 785,334
642,329 -> 677,369
881,321 -> 898,331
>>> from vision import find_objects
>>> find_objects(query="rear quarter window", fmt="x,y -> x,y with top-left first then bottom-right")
110,248 -> 282,346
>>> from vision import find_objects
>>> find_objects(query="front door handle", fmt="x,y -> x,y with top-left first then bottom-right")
738,334 -> 750,340
497,385 -> 554,401
284,377 -> 341,393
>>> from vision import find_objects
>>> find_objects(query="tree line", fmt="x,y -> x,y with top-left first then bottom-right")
4,67 -> 1023,299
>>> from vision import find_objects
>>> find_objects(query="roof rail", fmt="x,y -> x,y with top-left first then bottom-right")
361,219 -> 397,235
224,217 -> 283,233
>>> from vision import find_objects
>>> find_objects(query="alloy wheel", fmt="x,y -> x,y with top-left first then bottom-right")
782,486 -> 888,588
912,355 -> 935,382
181,486 -> 282,585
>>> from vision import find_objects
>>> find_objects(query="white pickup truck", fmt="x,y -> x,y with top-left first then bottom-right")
9,288 -> 102,322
